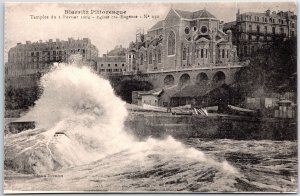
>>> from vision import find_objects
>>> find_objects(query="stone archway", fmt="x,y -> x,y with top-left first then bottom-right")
164,74 -> 175,86
212,71 -> 226,85
196,72 -> 209,85
179,73 -> 191,87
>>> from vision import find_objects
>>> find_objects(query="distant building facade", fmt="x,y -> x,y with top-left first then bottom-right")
96,45 -> 127,74
224,9 -> 297,59
127,8 -> 239,74
6,38 -> 98,76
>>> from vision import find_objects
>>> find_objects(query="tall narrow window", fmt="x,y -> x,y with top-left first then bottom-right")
272,26 -> 276,34
201,49 -> 204,58
205,49 -> 208,58
257,25 -> 260,33
249,25 -> 252,32
291,31 -> 295,37
244,46 -> 247,56
222,49 -> 225,58
227,50 -> 229,58
168,31 -> 175,55
140,53 -> 144,65
149,52 -> 152,64
182,47 -> 187,60
157,49 -> 161,63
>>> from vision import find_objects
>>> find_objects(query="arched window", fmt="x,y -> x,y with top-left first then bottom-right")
182,47 -> 187,60
140,53 -> 144,65
149,52 -> 152,64
168,31 -> 175,55
222,49 -> 225,58
157,49 -> 161,63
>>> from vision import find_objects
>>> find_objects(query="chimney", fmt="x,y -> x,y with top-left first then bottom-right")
26,41 -> 31,45
272,11 -> 276,15
266,9 -> 271,16
49,39 -> 53,43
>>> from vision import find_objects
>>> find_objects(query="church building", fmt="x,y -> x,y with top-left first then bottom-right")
129,8 -> 238,73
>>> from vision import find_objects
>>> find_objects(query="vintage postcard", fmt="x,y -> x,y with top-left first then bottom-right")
4,1 -> 297,193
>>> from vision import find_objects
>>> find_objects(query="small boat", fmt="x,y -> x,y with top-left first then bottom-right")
172,111 -> 193,115
205,106 -> 218,113
227,105 -> 257,116
142,104 -> 167,113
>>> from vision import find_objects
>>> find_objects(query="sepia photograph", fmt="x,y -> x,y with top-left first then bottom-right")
3,1 -> 297,193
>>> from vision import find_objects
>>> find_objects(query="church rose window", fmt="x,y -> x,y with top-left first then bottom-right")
168,31 -> 175,55
200,26 -> 208,33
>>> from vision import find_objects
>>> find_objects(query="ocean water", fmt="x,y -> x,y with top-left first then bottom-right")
4,59 -> 298,193
4,138 -> 297,193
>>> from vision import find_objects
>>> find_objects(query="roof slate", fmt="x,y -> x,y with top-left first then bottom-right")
149,20 -> 164,31
174,9 -> 217,19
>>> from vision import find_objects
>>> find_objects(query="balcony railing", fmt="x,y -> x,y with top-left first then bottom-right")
240,31 -> 287,37
143,62 -> 248,74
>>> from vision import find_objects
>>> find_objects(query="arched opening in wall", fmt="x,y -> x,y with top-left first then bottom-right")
212,71 -> 226,86
196,72 -> 209,85
179,73 -> 191,87
164,75 -> 175,86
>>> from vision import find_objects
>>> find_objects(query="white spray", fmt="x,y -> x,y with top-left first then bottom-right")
21,58 -> 237,174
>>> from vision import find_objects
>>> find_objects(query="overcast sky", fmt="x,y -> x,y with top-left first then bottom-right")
5,1 -> 296,61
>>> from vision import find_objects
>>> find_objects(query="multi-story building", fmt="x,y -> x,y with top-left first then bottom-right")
224,9 -> 297,59
128,8 -> 239,73
96,45 -> 127,74
6,38 -> 99,76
